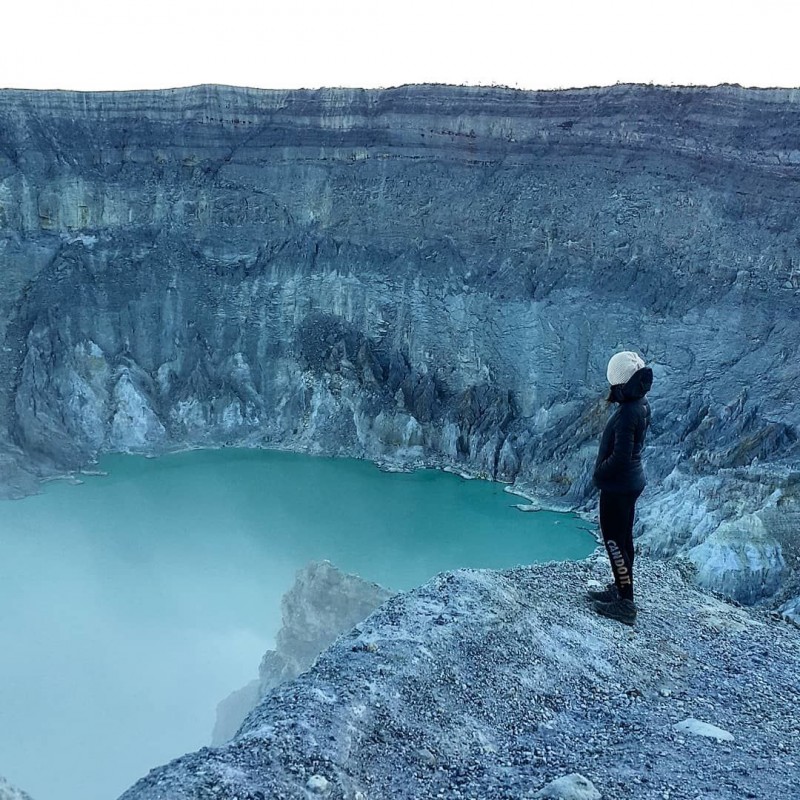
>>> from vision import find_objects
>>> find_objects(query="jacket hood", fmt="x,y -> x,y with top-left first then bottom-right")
610,366 -> 653,403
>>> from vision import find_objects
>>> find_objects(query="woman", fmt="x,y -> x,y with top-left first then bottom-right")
588,350 -> 653,626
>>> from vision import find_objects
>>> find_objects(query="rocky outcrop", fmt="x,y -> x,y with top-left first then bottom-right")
1,84 -> 800,602
120,554 -> 800,800
0,777 -> 34,800
779,595 -> 800,624
212,560 -> 394,745
685,512 -> 786,603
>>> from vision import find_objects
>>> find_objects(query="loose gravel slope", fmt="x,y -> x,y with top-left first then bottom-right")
120,554 -> 800,800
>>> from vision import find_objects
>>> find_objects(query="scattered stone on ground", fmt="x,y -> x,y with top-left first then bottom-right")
674,718 -> 735,742
120,553 -> 800,800
533,772 -> 601,799
306,775 -> 330,793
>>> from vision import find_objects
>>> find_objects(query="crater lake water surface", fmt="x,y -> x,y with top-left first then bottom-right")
0,448 -> 594,800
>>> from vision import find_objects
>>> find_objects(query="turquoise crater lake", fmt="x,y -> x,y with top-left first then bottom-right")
0,448 -> 594,800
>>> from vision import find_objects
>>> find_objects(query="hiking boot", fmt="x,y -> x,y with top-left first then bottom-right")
586,582 -> 619,603
593,598 -> 637,626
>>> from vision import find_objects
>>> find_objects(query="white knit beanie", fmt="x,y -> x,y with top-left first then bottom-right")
606,350 -> 646,385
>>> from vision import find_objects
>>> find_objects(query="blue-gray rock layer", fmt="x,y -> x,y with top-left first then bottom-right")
1,84 -> 799,602
119,556 -> 800,800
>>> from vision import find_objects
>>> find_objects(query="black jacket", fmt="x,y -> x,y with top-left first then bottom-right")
593,367 -> 653,493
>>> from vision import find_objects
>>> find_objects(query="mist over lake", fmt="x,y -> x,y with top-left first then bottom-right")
0,448 -> 593,800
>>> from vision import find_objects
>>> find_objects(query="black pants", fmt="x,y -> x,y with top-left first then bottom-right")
599,489 -> 642,601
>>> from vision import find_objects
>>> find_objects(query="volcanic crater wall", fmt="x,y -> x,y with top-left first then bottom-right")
1,83 -> 800,604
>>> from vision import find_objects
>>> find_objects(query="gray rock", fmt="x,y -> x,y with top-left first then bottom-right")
674,718 -> 735,742
212,559 -> 394,744
534,773 -> 601,800
306,774 -> 330,793
211,679 -> 261,745
685,513 -> 786,603
272,559 -> 394,675
0,777 -> 34,800
779,595 -> 800,624
0,442 -> 40,499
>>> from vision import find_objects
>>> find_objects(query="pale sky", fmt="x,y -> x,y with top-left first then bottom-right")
2,0 -> 800,92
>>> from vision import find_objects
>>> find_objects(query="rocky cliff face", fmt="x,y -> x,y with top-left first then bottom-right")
1,84 -> 799,604
213,560 -> 394,745
118,556 -> 800,800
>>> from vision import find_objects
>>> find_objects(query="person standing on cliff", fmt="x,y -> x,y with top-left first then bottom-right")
587,350 -> 653,626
